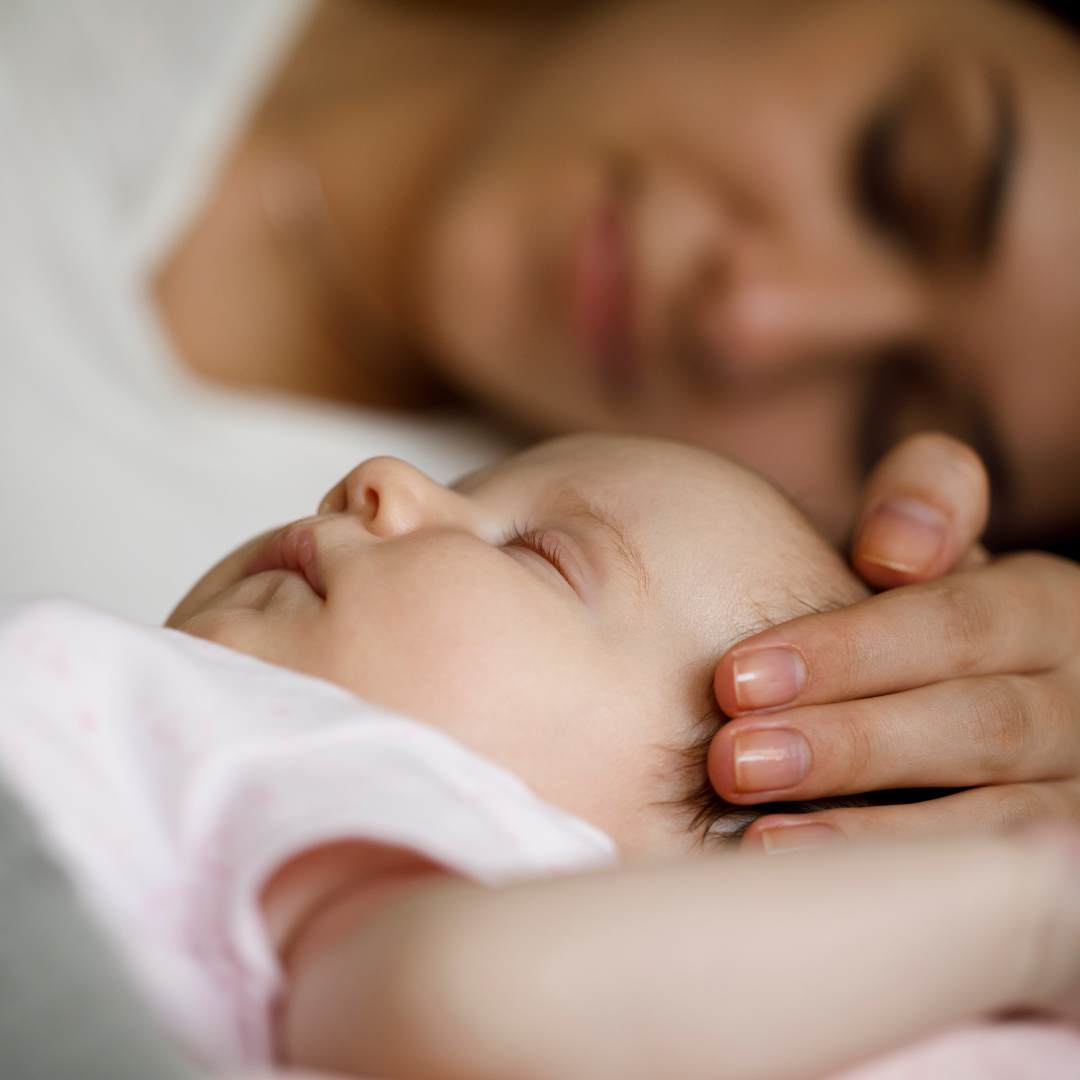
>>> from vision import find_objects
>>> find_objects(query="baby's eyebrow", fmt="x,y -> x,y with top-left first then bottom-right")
555,492 -> 650,598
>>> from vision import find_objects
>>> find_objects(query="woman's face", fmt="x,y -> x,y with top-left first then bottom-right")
412,0 -> 1080,543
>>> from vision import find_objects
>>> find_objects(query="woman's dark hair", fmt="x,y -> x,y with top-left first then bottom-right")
1030,1 -> 1079,31
1033,1 -> 1080,562
413,1 -> 1079,28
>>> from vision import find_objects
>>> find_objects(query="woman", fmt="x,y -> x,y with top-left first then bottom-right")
3,0 -> 1079,842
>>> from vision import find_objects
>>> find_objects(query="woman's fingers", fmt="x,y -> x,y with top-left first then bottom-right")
714,552 -> 1080,716
711,446 -> 1080,842
709,672 -> 1080,804
851,432 -> 991,589
739,781 -> 1080,851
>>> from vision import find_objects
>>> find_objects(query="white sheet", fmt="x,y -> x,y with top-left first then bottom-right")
0,2 -> 510,622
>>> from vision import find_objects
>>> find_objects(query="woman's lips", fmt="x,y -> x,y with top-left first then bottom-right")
245,524 -> 326,599
572,191 -> 637,395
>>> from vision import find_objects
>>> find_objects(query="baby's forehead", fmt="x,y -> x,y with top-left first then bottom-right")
472,434 -> 863,617
469,435 -> 788,521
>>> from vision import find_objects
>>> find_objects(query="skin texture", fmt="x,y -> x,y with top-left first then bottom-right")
408,0 -> 1080,545
160,0 -> 1080,546
272,829 -> 1080,1079
154,1 -> 1080,841
713,434 -> 1080,848
167,434 -> 865,857
161,444 -> 1080,1076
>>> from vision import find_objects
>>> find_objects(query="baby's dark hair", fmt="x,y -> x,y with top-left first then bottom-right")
672,708 -> 879,848
672,705 -> 952,848
668,601 -> 944,847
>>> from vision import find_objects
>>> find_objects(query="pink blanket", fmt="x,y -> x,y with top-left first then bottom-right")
834,1020 -> 1080,1080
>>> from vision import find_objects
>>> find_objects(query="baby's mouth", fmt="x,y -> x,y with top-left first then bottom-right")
245,523 -> 327,600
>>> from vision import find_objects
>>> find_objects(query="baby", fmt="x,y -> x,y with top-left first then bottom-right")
168,432 -> 872,855
2,433 -> 1080,1080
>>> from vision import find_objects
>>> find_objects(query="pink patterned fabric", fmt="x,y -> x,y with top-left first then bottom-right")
0,600 -> 613,1071
832,1020 -> 1080,1079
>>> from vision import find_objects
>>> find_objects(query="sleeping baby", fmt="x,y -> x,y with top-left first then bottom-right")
2,434 -> 1079,1080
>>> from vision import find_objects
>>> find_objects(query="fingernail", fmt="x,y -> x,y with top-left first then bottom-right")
858,497 -> 948,576
758,823 -> 841,854
733,729 -> 811,793
732,647 -> 807,711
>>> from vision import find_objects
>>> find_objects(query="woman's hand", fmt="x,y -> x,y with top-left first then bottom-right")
709,433 -> 1080,849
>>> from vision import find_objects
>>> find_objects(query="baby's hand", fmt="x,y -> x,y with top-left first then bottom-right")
710,432 -> 1080,848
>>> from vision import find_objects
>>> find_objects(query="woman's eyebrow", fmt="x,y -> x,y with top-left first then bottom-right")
556,492 -> 651,597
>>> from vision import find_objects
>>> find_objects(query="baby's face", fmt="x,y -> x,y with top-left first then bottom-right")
168,435 -> 864,856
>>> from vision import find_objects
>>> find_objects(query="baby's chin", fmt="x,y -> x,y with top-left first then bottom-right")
165,531 -> 273,629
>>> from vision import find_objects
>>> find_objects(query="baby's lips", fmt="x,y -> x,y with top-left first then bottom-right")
245,523 -> 327,599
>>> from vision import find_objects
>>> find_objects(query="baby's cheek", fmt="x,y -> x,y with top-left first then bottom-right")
411,627 -> 611,780
403,620 -> 562,739
318,556 -> 624,803
178,607 -> 275,662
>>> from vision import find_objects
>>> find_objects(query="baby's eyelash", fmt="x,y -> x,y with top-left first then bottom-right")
504,524 -> 571,582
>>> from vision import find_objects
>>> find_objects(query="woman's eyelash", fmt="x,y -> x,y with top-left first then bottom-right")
505,525 -> 571,581
856,102 -> 910,246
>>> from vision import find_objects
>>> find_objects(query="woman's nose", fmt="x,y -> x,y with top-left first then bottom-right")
318,457 -> 471,538
691,247 -> 926,383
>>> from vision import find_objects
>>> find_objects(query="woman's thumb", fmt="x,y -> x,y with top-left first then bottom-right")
851,432 -> 991,589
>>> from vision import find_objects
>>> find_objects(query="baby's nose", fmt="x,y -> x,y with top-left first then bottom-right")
318,457 -> 473,540
318,466 -> 370,517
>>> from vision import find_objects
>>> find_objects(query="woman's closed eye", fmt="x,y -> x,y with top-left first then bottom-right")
856,88 -> 962,262
854,53 -> 1011,267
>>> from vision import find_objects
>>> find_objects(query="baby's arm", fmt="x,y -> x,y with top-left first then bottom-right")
274,835 -> 1080,1080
